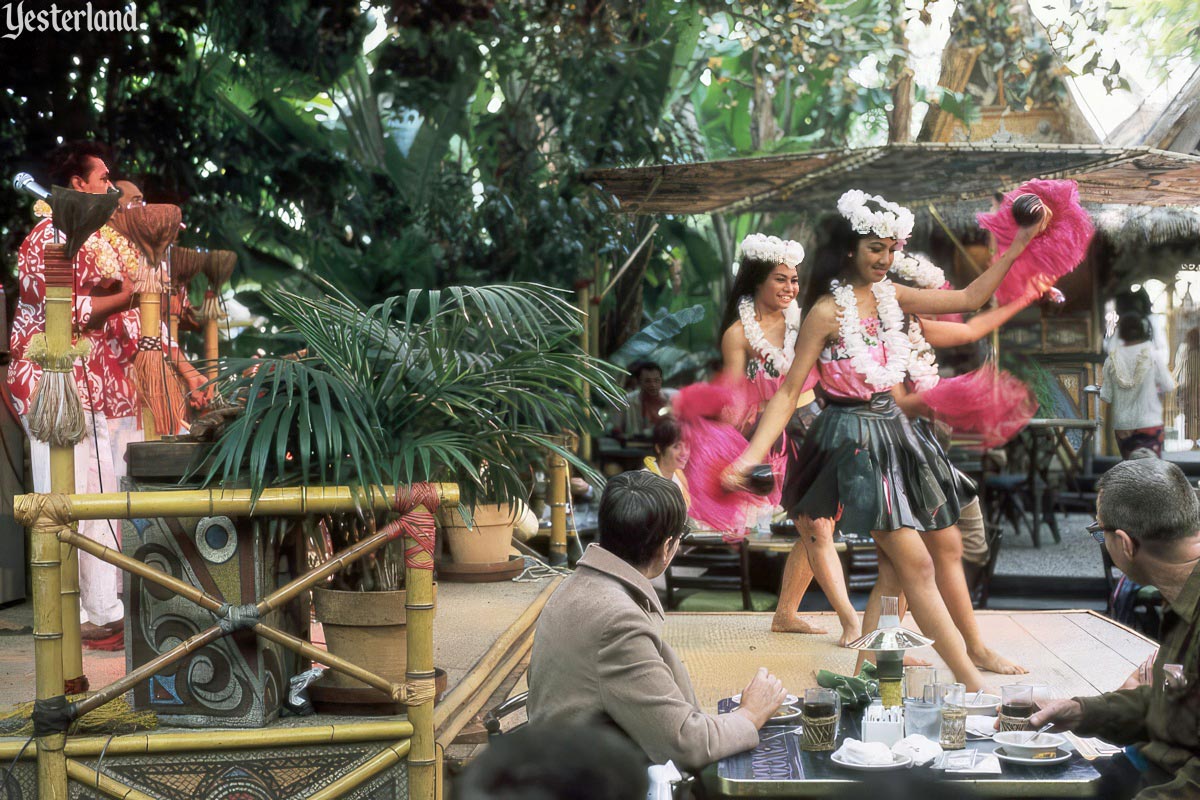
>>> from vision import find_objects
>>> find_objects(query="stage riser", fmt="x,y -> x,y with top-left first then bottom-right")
5,742 -> 407,799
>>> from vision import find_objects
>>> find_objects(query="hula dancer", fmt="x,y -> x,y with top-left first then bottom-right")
724,190 -> 1048,691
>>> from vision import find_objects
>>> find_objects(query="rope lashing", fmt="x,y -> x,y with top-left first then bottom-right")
31,696 -> 71,738
217,603 -> 260,634
136,336 -> 162,351
392,484 -> 440,571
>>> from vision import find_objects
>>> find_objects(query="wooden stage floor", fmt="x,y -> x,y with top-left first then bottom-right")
664,610 -> 1158,712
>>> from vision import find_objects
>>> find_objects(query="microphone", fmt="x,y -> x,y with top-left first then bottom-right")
12,172 -> 50,200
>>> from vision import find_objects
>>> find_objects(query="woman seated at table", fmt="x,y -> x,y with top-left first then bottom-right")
644,417 -> 691,508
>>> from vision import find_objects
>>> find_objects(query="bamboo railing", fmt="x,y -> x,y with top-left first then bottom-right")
14,483 -> 457,800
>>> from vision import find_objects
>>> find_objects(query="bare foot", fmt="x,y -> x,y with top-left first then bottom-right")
903,653 -> 933,667
771,614 -> 829,635
970,647 -> 1028,675
838,618 -> 862,647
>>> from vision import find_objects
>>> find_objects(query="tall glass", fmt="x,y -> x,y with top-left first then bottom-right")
1000,684 -> 1034,732
903,697 -> 941,739
904,666 -> 937,701
801,688 -> 841,751
939,683 -> 967,750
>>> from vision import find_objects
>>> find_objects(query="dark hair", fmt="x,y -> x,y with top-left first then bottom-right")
598,471 -> 687,567
452,721 -> 647,800
631,361 -> 662,380
1117,314 -> 1150,344
651,417 -> 682,457
720,255 -> 783,333
801,213 -> 868,310
1096,459 -> 1200,545
46,141 -> 112,187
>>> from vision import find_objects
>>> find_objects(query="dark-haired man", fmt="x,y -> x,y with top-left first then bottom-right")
612,361 -> 678,440
528,470 -> 786,770
1031,458 -> 1200,798
9,141 -> 130,644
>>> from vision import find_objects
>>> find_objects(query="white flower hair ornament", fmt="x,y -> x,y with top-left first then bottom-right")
890,251 -> 946,289
836,190 -> 915,243
739,233 -> 805,268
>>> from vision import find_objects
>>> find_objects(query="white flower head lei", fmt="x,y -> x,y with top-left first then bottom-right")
890,251 -> 946,289
831,278 -> 911,391
733,233 -> 805,274
906,317 -> 941,392
836,189 -> 915,243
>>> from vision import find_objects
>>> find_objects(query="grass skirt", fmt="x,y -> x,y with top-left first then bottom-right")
781,393 -> 962,536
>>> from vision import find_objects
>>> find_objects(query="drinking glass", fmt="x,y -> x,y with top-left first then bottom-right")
1021,682 -> 1053,709
903,697 -> 941,739
999,684 -> 1034,732
939,683 -> 966,750
801,688 -> 841,752
904,666 -> 937,701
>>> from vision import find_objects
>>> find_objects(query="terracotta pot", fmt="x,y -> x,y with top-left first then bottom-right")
438,503 -> 516,564
311,585 -> 434,691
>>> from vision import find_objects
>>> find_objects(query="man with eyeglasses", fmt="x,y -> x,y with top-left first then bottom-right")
529,470 -> 788,771
1031,458 -> 1200,799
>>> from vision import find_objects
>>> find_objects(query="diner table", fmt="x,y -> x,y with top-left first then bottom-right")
716,698 -> 1104,797
1011,418 -> 1100,548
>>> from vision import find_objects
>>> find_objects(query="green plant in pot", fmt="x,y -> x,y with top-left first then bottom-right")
201,282 -> 623,708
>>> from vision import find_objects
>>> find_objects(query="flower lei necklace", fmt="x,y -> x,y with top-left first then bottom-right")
906,316 -> 940,392
738,295 -> 800,378
831,278 -> 911,390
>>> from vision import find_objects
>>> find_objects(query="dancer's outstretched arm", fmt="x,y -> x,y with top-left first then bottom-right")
730,299 -> 835,471
919,280 -> 1047,348
894,213 -> 1049,316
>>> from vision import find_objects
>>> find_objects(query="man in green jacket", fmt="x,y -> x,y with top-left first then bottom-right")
1032,458 -> 1200,799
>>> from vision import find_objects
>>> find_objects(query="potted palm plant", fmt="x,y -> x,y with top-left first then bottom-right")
201,282 -> 623,708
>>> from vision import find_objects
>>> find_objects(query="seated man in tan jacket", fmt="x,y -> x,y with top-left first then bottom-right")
528,470 -> 787,770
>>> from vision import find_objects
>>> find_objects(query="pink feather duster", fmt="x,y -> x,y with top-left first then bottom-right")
675,382 -> 773,541
977,179 -> 1095,305
919,362 -> 1037,448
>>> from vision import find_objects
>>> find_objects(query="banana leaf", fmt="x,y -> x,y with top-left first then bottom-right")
609,304 -> 706,368
49,186 -> 120,260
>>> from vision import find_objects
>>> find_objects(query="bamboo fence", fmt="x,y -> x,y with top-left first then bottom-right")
13,482 -> 457,800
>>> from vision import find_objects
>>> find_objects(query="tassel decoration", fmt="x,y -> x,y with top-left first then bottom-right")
25,333 -> 92,446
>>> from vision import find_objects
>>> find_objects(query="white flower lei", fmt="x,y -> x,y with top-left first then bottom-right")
906,317 -> 941,392
737,233 -> 805,268
890,251 -> 945,289
738,295 -> 800,376
831,278 -> 911,391
837,189 -> 915,242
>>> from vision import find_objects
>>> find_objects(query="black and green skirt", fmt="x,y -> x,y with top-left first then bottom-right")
781,393 -> 963,536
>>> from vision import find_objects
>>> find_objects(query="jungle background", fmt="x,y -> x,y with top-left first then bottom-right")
0,0 -> 1196,371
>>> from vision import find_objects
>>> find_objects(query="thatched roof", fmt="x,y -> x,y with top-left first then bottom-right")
584,143 -> 1200,215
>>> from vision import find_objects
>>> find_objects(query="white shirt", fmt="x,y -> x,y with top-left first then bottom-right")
1100,341 -> 1175,431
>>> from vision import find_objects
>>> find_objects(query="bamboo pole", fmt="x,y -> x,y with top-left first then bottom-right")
406,521 -> 437,800
306,739 -> 411,800
65,758 -> 157,800
44,243 -> 85,693
29,496 -> 68,799
576,281 -> 593,464
548,447 -> 568,566
29,484 -> 458,522
70,625 -> 225,719
138,290 -> 162,441
0,721 -> 415,760
203,313 -> 219,385
253,623 -> 402,699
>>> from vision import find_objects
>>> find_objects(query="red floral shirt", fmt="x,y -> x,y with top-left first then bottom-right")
8,219 -> 115,416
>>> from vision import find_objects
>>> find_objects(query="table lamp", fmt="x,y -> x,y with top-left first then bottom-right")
846,596 -> 933,707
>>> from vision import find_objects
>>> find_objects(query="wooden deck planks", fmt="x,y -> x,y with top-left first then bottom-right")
662,610 -> 1158,712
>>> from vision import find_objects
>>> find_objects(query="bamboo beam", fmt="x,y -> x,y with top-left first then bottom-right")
576,281 -> 593,464
306,739 -> 412,800
23,484 -> 458,521
137,291 -> 162,441
44,243 -> 85,693
405,524 -> 437,800
253,623 -> 401,699
548,448 -> 568,566
65,758 -> 157,800
70,625 -> 225,719
203,312 -> 219,385
0,721 -> 415,760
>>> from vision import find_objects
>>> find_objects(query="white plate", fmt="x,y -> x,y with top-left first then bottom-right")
994,746 -> 1072,766
831,752 -> 912,771
732,693 -> 799,707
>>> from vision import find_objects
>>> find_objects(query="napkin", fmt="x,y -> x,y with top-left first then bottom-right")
966,715 -> 997,738
646,761 -> 682,800
833,738 -> 895,766
816,663 -> 878,711
892,735 -> 942,766
935,750 -> 1002,774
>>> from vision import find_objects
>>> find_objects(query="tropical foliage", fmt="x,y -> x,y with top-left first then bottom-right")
202,282 -> 625,505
